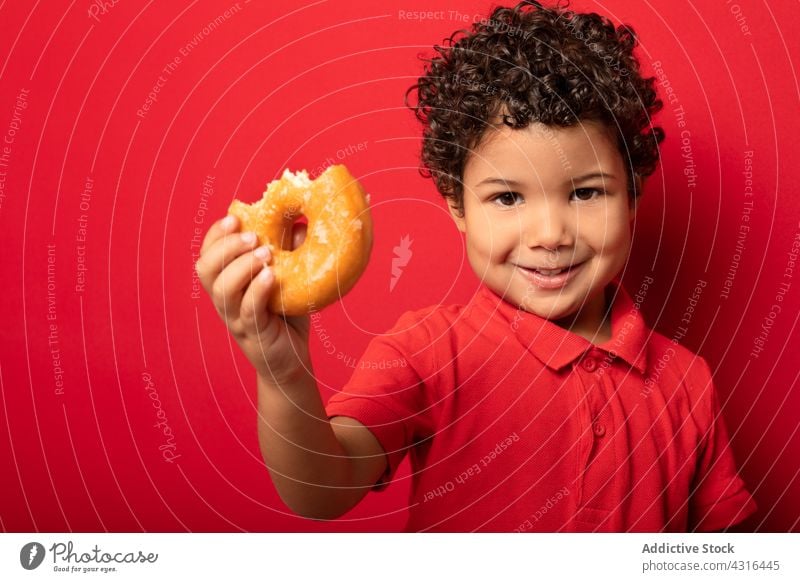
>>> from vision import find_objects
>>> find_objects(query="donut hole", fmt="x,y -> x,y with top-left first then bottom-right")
280,212 -> 308,251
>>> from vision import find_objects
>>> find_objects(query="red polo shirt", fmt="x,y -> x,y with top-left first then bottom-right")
325,280 -> 757,532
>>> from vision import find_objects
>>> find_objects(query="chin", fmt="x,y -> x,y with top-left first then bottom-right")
518,295 -> 579,320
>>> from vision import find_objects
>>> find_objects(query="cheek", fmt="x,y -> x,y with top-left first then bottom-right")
584,204 -> 632,249
466,212 -> 520,258
598,216 -> 633,259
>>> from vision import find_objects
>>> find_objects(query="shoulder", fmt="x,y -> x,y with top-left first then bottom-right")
376,301 -> 475,369
646,330 -> 702,363
387,300 -> 473,336
646,330 -> 713,380
644,331 -> 717,413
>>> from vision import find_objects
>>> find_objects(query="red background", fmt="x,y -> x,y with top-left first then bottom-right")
1,0 -> 798,532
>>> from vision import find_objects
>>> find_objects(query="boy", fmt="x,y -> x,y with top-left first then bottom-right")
195,1 -> 756,531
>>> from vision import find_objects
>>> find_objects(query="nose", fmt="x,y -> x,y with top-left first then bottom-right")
522,199 -> 573,250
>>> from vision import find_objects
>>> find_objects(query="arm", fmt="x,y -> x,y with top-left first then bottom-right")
688,357 -> 757,531
257,368 -> 388,520
195,215 -> 386,520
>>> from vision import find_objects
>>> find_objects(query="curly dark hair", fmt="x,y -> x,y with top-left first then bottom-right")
406,0 -> 665,216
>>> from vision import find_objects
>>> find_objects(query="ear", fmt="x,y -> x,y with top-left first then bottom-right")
448,198 -> 466,233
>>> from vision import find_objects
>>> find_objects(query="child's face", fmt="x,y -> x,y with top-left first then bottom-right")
451,120 -> 637,336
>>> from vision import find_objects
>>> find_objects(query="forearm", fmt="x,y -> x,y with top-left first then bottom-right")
256,368 -> 356,520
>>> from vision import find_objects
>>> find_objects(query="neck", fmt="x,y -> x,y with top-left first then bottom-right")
555,287 -> 613,344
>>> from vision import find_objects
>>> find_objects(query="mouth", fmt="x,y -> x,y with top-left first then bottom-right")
516,260 -> 587,289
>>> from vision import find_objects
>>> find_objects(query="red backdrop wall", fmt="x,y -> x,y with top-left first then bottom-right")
1,0 -> 798,532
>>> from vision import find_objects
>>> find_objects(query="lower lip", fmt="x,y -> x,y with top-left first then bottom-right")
518,262 -> 585,290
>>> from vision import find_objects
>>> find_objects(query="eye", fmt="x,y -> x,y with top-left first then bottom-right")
492,191 -> 524,207
571,187 -> 605,202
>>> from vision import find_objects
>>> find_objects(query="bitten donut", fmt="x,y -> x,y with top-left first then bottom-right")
227,164 -> 373,316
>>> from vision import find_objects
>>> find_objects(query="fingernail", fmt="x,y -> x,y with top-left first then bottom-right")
241,232 -> 256,245
254,246 -> 270,260
222,215 -> 236,231
259,267 -> 272,283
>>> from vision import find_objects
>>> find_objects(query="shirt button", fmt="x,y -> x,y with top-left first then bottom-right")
582,357 -> 597,372
593,422 -> 606,437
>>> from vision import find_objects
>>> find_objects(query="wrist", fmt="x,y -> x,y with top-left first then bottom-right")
257,362 -> 312,389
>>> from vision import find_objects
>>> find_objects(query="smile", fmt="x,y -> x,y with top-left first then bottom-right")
516,261 -> 586,290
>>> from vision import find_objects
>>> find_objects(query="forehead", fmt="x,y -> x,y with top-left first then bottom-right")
465,120 -> 624,183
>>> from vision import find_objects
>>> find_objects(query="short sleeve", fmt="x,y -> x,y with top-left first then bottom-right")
688,357 -> 757,531
325,310 -> 437,492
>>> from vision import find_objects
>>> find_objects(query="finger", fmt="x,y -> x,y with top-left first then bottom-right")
211,245 -> 272,318
239,263 -> 276,334
197,229 -> 261,294
200,215 -> 239,256
292,222 -> 307,249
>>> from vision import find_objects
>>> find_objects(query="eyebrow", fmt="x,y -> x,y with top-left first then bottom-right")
570,171 -> 617,185
475,177 -> 526,188
475,171 -> 618,188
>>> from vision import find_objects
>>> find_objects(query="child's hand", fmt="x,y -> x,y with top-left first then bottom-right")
196,215 -> 311,383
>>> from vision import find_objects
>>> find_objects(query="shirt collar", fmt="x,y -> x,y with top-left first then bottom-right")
471,277 -> 649,374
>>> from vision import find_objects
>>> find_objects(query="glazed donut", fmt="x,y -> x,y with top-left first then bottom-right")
227,164 -> 373,316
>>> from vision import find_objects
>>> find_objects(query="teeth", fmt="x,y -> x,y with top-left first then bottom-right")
536,268 -> 564,276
